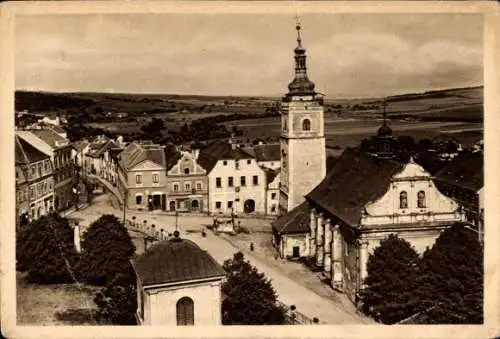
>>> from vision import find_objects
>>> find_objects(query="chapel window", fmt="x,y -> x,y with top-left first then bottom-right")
417,191 -> 426,208
399,191 -> 408,209
302,119 -> 311,131
176,297 -> 194,326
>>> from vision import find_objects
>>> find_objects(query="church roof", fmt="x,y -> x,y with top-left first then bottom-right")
271,201 -> 310,234
435,151 -> 483,192
132,236 -> 225,287
306,148 -> 404,226
253,143 -> 281,162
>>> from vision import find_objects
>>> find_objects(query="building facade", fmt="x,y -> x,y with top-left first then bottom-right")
117,142 -> 168,211
15,135 -> 54,222
17,129 -> 74,211
279,22 -> 326,214
165,147 -> 209,213
199,141 -> 267,216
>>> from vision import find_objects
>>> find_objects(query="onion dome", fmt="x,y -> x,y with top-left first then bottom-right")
377,122 -> 392,137
287,20 -> 316,95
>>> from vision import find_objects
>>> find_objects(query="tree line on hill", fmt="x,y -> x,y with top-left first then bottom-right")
16,213 -> 287,325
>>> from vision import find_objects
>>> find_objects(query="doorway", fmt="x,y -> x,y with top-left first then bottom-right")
169,201 -> 176,211
243,199 -> 255,213
191,200 -> 199,211
292,246 -> 300,258
152,194 -> 161,209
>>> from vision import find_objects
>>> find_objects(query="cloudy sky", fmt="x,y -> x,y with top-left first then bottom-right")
15,13 -> 483,98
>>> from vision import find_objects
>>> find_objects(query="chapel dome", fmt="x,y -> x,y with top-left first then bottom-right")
377,123 -> 393,137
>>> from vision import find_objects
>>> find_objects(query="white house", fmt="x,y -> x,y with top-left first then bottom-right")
132,233 -> 225,326
198,141 -> 267,216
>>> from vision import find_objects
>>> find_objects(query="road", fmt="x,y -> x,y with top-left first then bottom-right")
68,193 -> 373,324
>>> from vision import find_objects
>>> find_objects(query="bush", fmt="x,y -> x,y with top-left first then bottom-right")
94,265 -> 137,325
16,213 -> 79,284
79,214 -> 136,286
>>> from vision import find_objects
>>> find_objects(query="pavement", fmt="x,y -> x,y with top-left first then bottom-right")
67,193 -> 373,325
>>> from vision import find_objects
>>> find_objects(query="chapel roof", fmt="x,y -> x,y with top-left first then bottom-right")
132,235 -> 225,287
271,201 -> 310,234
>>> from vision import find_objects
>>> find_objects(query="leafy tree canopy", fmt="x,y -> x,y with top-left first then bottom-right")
415,223 -> 483,324
360,234 -> 421,324
16,213 -> 79,284
79,214 -> 136,286
221,252 -> 286,325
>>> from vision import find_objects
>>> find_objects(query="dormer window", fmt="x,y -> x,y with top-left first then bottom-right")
399,191 -> 408,209
417,191 -> 426,208
302,119 -> 311,131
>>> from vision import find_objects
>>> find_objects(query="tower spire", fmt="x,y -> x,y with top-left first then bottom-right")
287,18 -> 315,95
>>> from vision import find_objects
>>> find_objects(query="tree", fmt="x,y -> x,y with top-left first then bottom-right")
221,252 -> 286,325
93,264 -> 137,325
360,234 -> 421,324
415,223 -> 483,324
79,214 -> 136,286
16,213 -> 79,284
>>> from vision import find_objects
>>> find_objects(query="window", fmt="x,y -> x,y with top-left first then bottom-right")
247,159 -> 251,165
38,163 -> 42,177
44,160 -> 49,172
31,165 -> 36,177
228,201 -> 233,209
271,193 -> 277,200
135,174 -> 142,184
235,161 -> 240,170
271,205 -> 276,213
223,160 -> 228,166
228,177 -> 234,187
302,119 -> 311,131
253,175 -> 258,186
173,183 -> 179,192
184,168 -> 190,175
216,177 -> 222,188
240,176 -> 246,186
196,182 -> 202,190
185,182 -> 191,191
417,191 -> 426,208
399,191 -> 408,209
152,174 -> 159,183
176,297 -> 194,326
136,195 -> 142,205
215,201 -> 222,209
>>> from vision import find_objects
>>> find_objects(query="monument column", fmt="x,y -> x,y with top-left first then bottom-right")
323,218 -> 332,272
316,213 -> 324,267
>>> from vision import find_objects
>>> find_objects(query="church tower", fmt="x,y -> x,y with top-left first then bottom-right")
279,21 -> 326,214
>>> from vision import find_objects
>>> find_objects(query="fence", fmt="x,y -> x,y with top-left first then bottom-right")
124,218 -> 169,242
277,301 -> 318,325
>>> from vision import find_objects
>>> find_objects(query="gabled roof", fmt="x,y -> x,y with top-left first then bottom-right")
132,236 -> 225,287
200,140 -> 254,161
435,151 -> 483,192
119,142 -> 166,170
306,148 -> 404,226
87,140 -> 118,158
15,135 -> 50,164
253,143 -> 281,162
271,201 -> 310,234
31,129 -> 69,149
72,139 -> 89,152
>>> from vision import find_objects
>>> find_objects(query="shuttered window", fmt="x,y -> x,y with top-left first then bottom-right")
176,297 -> 194,326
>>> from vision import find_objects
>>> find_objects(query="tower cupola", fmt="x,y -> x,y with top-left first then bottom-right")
287,20 -> 316,95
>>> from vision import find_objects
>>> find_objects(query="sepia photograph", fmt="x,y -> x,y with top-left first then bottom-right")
1,1 -> 499,338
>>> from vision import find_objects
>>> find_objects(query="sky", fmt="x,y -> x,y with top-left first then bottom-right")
15,13 -> 483,98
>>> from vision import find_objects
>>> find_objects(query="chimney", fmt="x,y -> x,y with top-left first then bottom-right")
74,222 -> 81,253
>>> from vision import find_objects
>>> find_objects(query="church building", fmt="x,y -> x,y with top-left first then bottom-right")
272,21 -> 467,305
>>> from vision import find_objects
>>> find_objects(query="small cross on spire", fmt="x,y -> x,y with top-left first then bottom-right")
295,15 -> 302,44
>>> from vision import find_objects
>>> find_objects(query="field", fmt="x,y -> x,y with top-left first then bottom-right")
17,272 -> 104,325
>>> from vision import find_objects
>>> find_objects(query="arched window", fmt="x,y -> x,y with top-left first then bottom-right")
417,191 -> 426,208
184,168 -> 190,175
302,119 -> 311,131
399,191 -> 408,209
176,297 -> 194,326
